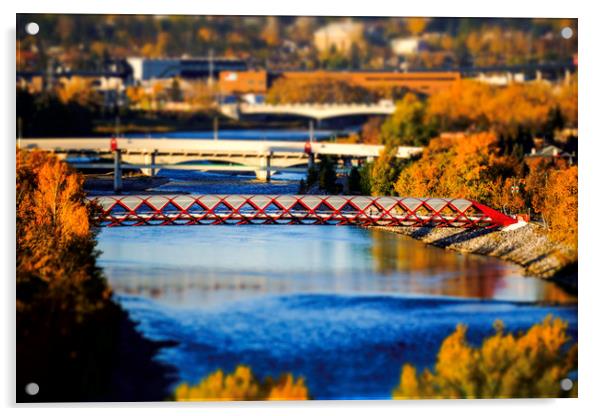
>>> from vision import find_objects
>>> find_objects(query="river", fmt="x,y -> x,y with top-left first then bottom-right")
97,211 -> 577,399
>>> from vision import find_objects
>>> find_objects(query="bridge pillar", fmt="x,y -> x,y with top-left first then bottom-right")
142,150 -> 157,176
113,149 -> 123,194
256,152 -> 272,182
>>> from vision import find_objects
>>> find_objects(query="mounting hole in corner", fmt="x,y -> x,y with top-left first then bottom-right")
25,22 -> 39,36
25,382 -> 39,396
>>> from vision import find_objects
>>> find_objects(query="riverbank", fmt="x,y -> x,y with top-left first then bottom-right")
375,223 -> 578,292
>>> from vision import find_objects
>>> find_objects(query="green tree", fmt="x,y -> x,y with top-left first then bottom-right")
370,147 -> 404,196
318,156 -> 338,194
350,42 -> 362,69
169,78 -> 184,102
380,93 -> 436,147
348,167 -> 362,194
358,162 -> 374,195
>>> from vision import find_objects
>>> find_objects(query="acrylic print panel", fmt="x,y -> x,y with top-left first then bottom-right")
16,13 -> 578,402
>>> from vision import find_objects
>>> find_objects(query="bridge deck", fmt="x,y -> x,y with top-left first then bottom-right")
20,138 -> 422,159
91,194 -> 517,228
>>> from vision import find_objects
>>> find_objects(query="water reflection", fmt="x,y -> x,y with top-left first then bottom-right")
98,226 -> 575,306
369,229 -> 575,303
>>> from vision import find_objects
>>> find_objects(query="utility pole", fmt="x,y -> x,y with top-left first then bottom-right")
114,83 -> 121,138
208,48 -> 214,88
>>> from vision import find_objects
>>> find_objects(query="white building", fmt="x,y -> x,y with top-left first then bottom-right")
313,20 -> 365,53
390,37 -> 427,56
476,72 -> 526,86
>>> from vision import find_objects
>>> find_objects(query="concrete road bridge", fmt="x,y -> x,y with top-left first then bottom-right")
220,102 -> 396,121
91,194 -> 517,228
19,138 -> 423,182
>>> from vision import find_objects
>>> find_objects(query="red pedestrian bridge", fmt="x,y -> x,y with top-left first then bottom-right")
91,194 -> 517,228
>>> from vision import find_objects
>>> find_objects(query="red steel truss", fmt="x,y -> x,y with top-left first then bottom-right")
91,195 -> 517,228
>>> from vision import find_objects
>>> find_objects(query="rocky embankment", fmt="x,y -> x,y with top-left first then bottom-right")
376,223 -> 577,292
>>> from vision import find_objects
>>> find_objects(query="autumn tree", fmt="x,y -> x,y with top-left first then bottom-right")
426,80 -> 493,132
16,149 -> 141,402
16,149 -> 109,320
393,316 -> 577,399
394,132 -> 517,206
405,17 -> 429,36
426,79 -> 573,140
175,365 -> 309,401
141,31 -> 171,58
484,82 -> 556,138
266,77 -> 377,104
55,76 -> 101,107
360,117 -> 384,144
490,177 -> 527,215
538,166 -> 578,249
261,16 -> 281,47
125,85 -> 149,109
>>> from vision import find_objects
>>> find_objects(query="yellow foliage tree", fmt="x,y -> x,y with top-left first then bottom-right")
141,31 -> 171,58
539,166 -> 578,248
266,77 -> 376,104
174,365 -> 309,401
55,76 -> 101,107
393,317 -> 577,399
125,85 -> 149,109
405,17 -> 429,36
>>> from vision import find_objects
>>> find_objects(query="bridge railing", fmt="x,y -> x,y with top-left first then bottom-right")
90,194 -> 517,228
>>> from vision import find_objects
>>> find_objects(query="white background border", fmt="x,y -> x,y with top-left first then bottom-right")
2,1 -> 600,415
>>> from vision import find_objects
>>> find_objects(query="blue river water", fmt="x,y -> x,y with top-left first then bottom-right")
125,129 -> 338,141
97,224 -> 577,400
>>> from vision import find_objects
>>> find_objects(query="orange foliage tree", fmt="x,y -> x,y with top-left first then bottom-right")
16,148 -> 127,401
394,132 -> 518,206
538,166 -> 578,248
426,79 -> 576,137
16,148 -> 109,320
174,365 -> 309,401
393,316 -> 577,399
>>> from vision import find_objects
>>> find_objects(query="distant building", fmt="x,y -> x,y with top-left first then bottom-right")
313,20 -> 365,53
526,144 -> 575,166
390,37 -> 428,56
475,72 -> 525,86
126,57 -> 247,82
218,70 -> 268,95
